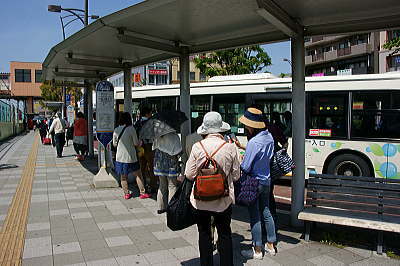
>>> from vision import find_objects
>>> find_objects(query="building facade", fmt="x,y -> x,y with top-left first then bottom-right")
379,30 -> 400,73
304,33 -> 380,76
109,61 -> 170,88
170,56 -> 208,84
9,62 -> 42,115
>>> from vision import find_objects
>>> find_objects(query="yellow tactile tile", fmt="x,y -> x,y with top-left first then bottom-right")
0,134 -> 39,266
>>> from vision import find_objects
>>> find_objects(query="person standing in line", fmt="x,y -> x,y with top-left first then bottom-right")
153,129 -> 182,214
135,106 -> 158,193
283,111 -> 292,137
185,117 -> 203,157
271,112 -> 285,132
185,112 -> 240,266
48,115 -> 56,147
113,112 -> 151,200
238,107 -> 277,260
266,115 -> 288,229
39,120 -> 48,143
73,112 -> 88,161
48,112 -> 67,158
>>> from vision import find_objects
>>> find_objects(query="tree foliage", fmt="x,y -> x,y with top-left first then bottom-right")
40,81 -> 83,109
383,37 -> 400,55
194,45 -> 272,77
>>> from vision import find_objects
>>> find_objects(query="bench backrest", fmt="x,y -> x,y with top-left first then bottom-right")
307,174 -> 400,217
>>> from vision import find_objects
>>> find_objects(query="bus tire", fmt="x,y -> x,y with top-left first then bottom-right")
326,153 -> 371,177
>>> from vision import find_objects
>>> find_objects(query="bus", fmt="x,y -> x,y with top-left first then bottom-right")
114,73 -> 400,179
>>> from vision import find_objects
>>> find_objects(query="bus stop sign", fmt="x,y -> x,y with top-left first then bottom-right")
95,81 -> 115,147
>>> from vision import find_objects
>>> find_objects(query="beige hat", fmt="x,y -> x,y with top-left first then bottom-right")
239,108 -> 266,129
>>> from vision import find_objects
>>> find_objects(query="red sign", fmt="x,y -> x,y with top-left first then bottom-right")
148,69 -> 168,75
133,73 -> 141,83
309,129 -> 320,136
309,129 -> 332,137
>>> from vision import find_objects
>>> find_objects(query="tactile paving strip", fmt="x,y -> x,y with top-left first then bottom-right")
0,134 -> 39,266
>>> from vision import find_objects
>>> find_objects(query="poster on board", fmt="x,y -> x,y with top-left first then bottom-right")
96,81 -> 115,147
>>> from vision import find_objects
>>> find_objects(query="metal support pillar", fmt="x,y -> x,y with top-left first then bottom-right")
123,66 -> 133,116
87,84 -> 94,158
62,87 -> 67,119
83,87 -> 88,122
290,33 -> 306,227
179,47 -> 191,162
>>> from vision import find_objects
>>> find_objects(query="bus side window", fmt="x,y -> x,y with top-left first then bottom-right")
307,93 -> 348,138
351,92 -> 399,139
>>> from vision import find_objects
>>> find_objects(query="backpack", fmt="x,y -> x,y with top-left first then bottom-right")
193,141 -> 229,201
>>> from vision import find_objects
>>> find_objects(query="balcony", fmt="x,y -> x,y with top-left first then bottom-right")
312,53 -> 324,62
325,50 -> 337,61
305,35 -> 349,47
305,55 -> 312,65
337,47 -> 351,57
351,43 -> 371,55
312,36 -> 323,42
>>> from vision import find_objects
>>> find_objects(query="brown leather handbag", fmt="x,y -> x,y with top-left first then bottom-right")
194,141 -> 229,201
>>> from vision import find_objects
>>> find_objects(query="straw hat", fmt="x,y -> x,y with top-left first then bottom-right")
197,112 -> 230,135
239,108 -> 266,129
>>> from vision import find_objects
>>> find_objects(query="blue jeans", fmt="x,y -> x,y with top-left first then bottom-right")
248,184 -> 276,247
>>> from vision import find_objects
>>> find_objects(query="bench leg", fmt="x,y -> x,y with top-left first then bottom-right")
377,231 -> 383,255
305,222 -> 311,242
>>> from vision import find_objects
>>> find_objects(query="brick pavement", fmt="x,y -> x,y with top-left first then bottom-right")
0,132 -> 398,266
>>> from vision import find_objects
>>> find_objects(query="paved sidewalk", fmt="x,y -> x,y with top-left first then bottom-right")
0,132 -> 399,266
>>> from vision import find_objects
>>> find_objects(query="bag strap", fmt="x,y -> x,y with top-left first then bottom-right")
116,126 -> 127,148
199,141 -> 227,159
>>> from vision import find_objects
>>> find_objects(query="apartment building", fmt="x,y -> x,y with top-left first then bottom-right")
379,30 -> 400,73
304,33 -> 380,76
9,61 -> 42,115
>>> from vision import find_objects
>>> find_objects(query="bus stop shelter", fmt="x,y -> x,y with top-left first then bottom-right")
42,0 -> 400,226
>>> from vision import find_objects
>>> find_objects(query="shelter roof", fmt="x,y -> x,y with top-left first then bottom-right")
43,0 -> 400,82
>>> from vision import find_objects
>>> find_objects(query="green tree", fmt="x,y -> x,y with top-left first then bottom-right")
383,37 -> 400,55
194,45 -> 272,77
40,81 -> 83,109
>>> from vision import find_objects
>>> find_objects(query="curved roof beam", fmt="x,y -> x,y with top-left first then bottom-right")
256,0 -> 303,37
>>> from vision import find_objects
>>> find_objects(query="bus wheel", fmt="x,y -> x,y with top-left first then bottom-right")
327,154 -> 371,177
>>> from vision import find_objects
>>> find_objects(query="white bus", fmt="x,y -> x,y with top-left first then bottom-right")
115,73 -> 400,179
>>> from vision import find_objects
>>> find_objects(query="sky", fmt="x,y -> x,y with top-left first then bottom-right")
0,0 -> 291,76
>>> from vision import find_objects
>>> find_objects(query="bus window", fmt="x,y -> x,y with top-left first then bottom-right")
255,100 -> 291,129
352,92 -> 400,139
214,94 -> 245,135
307,93 -> 348,138
190,95 -> 211,133
191,95 -> 211,120
144,96 -> 177,114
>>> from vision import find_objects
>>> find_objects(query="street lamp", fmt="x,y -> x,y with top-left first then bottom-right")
283,58 -> 293,66
60,14 -> 99,40
48,4 -> 99,31
47,1 -> 96,158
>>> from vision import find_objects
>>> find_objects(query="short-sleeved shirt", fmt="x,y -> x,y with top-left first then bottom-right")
113,125 -> 139,163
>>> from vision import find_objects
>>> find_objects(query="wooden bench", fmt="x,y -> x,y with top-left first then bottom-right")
298,173 -> 400,254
